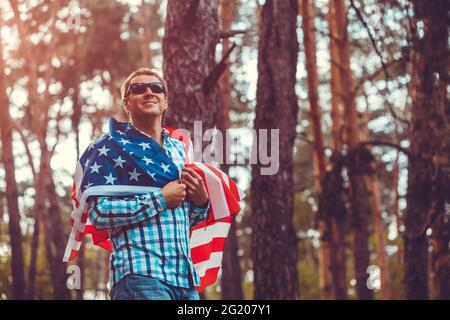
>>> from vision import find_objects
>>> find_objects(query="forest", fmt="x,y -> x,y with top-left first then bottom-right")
0,0 -> 449,300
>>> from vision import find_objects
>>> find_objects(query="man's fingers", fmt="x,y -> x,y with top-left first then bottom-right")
182,167 -> 203,181
181,171 -> 197,185
182,179 -> 196,191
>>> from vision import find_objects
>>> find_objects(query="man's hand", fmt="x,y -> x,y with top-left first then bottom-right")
180,167 -> 209,207
161,180 -> 187,209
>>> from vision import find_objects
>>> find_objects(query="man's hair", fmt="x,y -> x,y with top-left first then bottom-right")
120,67 -> 168,101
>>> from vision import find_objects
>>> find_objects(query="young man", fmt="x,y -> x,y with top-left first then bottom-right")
88,68 -> 210,300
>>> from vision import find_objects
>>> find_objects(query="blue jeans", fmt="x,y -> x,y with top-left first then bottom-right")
110,274 -> 200,300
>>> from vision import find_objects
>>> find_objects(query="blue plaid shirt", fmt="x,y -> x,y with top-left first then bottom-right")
87,128 -> 209,291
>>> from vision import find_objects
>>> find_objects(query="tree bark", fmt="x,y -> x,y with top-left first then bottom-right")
217,0 -> 244,300
433,214 -> 450,299
33,153 -> 71,300
300,0 -> 333,300
251,0 -> 299,300
404,0 -> 449,300
163,0 -> 221,134
361,104 -> 391,299
0,31 -> 27,300
333,0 -> 373,300
27,214 -> 39,299
140,0 -> 154,68
326,0 -> 348,299
328,0 -> 344,152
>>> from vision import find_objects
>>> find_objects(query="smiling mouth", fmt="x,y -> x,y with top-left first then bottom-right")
143,99 -> 158,105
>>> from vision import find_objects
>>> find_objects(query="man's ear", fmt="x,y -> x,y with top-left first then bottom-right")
123,98 -> 129,113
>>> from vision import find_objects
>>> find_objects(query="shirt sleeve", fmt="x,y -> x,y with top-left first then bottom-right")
88,190 -> 167,230
189,199 -> 210,228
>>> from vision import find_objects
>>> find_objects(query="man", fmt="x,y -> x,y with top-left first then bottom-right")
88,67 -> 210,300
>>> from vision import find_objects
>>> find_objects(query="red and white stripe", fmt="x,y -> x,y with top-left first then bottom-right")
186,162 -> 244,292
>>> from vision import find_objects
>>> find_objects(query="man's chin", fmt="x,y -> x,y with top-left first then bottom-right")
134,109 -> 162,118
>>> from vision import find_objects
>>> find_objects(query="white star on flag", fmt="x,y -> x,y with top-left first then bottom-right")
104,173 -> 117,185
139,142 -> 151,151
116,130 -> 126,135
88,141 -> 95,150
119,138 -> 131,146
98,145 -> 110,156
148,172 -> 156,181
113,156 -> 126,168
128,168 -> 142,182
84,182 -> 93,190
142,156 -> 154,165
160,162 -> 170,173
89,162 -> 102,174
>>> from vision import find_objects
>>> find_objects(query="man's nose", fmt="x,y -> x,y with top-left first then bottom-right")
143,87 -> 156,96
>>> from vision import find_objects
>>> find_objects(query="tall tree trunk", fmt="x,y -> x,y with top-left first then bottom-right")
404,0 -> 449,300
140,0 -> 154,67
163,0 -> 221,134
217,0 -> 244,300
0,32 -> 27,300
27,214 -> 39,299
326,0 -> 348,299
364,176 -> 391,299
361,104 -> 391,299
328,0 -> 344,152
433,214 -> 450,299
251,0 -> 299,300
38,151 -> 71,300
300,0 -> 333,300
333,0 -> 373,300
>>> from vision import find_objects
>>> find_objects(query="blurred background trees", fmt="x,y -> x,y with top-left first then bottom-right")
0,0 -> 448,300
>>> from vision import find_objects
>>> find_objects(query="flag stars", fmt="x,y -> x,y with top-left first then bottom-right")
142,156 -> 154,165
84,182 -> 93,190
104,173 -> 117,185
88,141 -> 95,150
98,145 -> 110,156
160,162 -> 170,173
89,162 -> 102,174
128,168 -> 142,182
113,155 -> 126,168
139,142 -> 151,151
119,138 -> 131,146
116,130 -> 126,136
148,172 -> 156,181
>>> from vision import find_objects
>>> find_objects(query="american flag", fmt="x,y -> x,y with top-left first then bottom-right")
63,118 -> 245,293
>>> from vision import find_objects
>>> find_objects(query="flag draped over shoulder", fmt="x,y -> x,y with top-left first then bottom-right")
63,117 -> 244,293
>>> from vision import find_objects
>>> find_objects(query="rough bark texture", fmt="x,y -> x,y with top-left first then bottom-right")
403,0 -> 449,300
36,152 -> 71,300
0,34 -> 27,300
433,214 -> 450,299
326,0 -> 348,299
251,0 -> 300,300
333,0 -> 373,300
328,0 -> 344,152
300,0 -> 332,300
217,0 -> 244,300
361,112 -> 391,299
317,155 -> 348,300
163,0 -> 221,134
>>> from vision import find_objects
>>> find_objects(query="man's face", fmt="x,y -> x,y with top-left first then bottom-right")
124,74 -> 167,119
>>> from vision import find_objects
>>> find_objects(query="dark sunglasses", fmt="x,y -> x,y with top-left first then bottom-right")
125,82 -> 166,97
